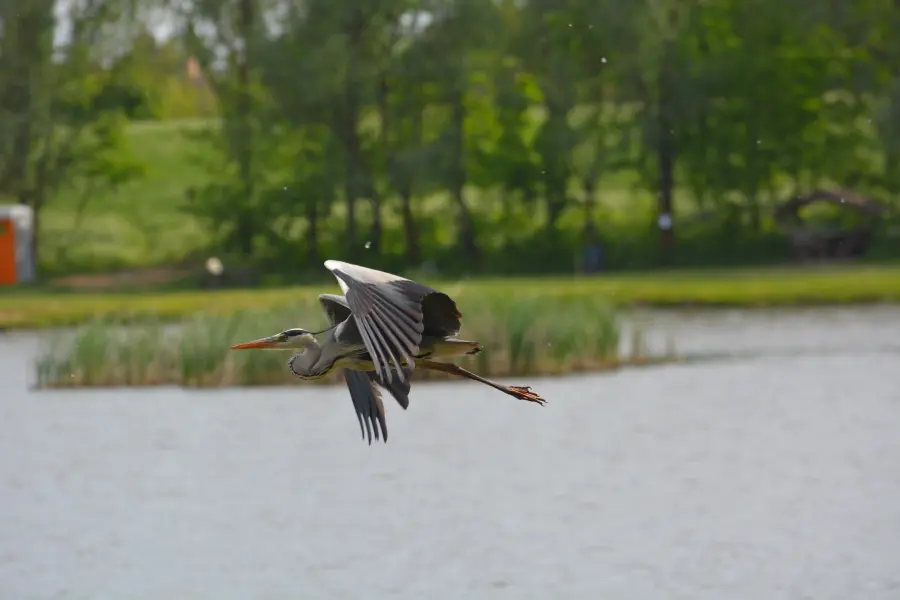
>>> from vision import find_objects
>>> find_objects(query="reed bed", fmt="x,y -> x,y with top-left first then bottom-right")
34,293 -> 663,388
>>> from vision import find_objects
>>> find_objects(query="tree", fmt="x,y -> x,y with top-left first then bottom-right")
0,0 -> 142,274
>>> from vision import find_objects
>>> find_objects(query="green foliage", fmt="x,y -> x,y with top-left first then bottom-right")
165,0 -> 899,275
6,0 -> 900,280
0,0 -> 145,273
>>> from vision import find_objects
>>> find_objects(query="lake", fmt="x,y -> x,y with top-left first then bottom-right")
2,307 -> 900,599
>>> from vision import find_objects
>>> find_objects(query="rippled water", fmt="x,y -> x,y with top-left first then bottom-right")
2,307 -> 900,599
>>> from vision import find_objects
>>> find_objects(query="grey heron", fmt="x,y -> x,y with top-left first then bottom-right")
230,260 -> 547,444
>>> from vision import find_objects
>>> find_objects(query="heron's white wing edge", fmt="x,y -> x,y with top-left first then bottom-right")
324,259 -> 409,286
324,260 -> 351,294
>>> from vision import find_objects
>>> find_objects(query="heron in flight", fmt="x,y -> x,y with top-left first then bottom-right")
230,260 -> 547,444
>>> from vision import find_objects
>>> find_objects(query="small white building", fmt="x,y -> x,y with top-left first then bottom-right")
0,204 -> 36,285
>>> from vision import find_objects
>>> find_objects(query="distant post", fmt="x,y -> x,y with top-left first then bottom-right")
658,210 -> 674,263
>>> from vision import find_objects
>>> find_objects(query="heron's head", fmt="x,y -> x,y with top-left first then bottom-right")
230,328 -> 319,351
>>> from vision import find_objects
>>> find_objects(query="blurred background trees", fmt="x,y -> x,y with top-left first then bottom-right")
2,0 -> 899,279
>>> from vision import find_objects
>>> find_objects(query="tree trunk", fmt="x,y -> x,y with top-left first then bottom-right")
399,185 -> 419,265
656,40 -> 676,262
342,138 -> 359,258
393,102 -> 422,266
368,185 -> 382,254
338,105 -> 361,259
0,6 -> 41,195
236,209 -> 255,257
0,2 -> 53,276
235,0 -> 255,257
306,201 -> 319,265
746,189 -> 761,232
540,105 -> 572,235
547,194 -> 566,232
28,143 -> 54,276
746,116 -> 762,232
29,205 -> 40,275
369,73 -> 392,255
450,89 -> 478,265
337,8 -> 370,259
582,174 -> 597,236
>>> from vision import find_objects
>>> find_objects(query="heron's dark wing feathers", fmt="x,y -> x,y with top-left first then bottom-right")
343,369 -> 388,444
369,370 -> 411,410
324,261 -> 461,443
420,291 -> 462,338
325,261 -> 429,383
318,293 -> 352,326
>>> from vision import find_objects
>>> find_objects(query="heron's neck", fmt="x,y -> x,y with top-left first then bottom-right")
290,329 -> 351,379
288,339 -> 324,378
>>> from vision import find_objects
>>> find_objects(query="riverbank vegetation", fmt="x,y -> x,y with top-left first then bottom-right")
5,264 -> 900,332
35,293 -> 662,388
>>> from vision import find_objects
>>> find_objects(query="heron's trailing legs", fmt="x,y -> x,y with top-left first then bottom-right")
419,360 -> 547,405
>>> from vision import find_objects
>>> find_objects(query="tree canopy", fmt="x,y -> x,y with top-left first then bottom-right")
2,0 -> 899,276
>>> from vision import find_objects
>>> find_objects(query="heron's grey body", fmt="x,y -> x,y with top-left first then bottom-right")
230,260 -> 546,444
290,291 -> 481,380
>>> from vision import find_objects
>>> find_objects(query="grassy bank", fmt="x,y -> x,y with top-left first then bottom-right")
43,120 -> 214,274
35,294 -> 655,388
5,264 -> 900,332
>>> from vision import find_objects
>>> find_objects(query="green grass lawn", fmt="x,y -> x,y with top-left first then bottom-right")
4,263 -> 900,331
41,119 -> 214,273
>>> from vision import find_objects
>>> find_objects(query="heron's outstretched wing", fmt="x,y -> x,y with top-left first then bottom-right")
324,260 -> 448,384
319,293 -> 352,326
369,370 -> 411,410
343,369 -> 388,444
323,292 -> 413,414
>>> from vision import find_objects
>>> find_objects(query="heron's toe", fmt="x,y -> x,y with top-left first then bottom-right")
508,385 -> 548,405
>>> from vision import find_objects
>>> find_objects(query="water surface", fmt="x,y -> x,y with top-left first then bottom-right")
2,307 -> 899,599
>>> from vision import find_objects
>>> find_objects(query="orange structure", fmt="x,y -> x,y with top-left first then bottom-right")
0,205 -> 34,285
0,216 -> 16,284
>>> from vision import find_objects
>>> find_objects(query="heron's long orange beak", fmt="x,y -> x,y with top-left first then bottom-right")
230,335 -> 282,350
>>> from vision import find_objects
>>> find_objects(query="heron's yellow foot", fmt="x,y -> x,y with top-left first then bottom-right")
507,385 -> 547,406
